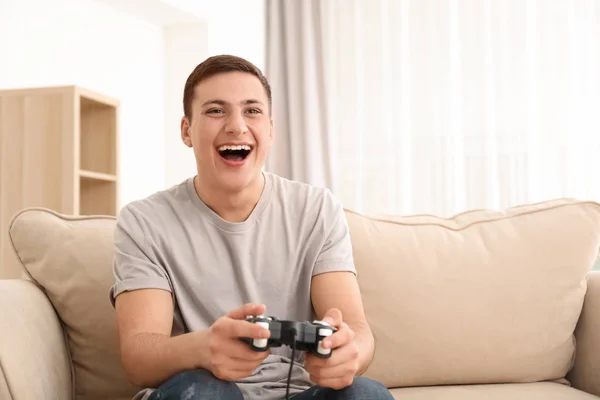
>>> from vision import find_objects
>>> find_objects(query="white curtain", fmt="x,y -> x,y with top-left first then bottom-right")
265,0 -> 334,189
266,0 -> 600,217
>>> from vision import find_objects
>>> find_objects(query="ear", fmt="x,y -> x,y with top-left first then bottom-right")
269,118 -> 274,142
181,116 -> 193,148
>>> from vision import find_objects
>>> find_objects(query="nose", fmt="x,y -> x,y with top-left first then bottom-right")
224,111 -> 248,136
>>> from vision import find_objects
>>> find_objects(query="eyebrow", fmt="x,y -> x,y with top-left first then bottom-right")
202,99 -> 264,107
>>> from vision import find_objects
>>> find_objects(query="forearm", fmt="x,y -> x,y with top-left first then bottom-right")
121,330 -> 210,388
349,321 -> 375,375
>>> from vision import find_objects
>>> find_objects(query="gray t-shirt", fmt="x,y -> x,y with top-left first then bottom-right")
109,172 -> 356,400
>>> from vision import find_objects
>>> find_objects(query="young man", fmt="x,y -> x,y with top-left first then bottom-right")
110,55 -> 392,400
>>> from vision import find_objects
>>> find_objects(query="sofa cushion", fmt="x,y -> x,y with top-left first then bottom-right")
0,280 -> 72,400
347,198 -> 600,388
389,382 -> 599,400
8,208 -> 137,400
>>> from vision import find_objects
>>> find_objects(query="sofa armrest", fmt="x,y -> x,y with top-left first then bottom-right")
0,279 -> 72,400
568,271 -> 600,396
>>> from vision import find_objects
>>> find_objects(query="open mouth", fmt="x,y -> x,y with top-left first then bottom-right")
217,144 -> 253,162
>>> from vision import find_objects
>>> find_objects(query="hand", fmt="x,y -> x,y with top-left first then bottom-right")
206,303 -> 271,381
304,308 -> 360,390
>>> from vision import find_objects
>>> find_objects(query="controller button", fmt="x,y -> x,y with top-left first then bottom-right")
253,321 -> 270,348
318,328 -> 333,336
317,340 -> 331,355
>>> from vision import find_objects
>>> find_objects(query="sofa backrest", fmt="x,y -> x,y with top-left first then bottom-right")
7,199 -> 600,398
346,198 -> 600,388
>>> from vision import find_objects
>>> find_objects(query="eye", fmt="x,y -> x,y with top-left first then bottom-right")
207,108 -> 224,114
247,108 -> 262,114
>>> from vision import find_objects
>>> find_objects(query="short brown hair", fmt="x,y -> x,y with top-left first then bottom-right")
183,54 -> 272,120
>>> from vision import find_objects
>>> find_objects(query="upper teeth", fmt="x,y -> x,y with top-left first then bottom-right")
218,144 -> 251,151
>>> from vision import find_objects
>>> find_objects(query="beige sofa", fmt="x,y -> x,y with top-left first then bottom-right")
1,198 -> 600,400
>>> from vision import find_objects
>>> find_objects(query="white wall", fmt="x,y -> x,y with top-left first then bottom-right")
0,0 -> 166,207
204,0 -> 266,71
160,0 -> 266,71
163,23 -> 209,187
0,0 -> 265,206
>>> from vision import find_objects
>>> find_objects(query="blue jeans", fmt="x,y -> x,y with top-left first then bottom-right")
147,369 -> 393,400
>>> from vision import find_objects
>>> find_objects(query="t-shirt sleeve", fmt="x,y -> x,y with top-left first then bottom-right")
109,204 -> 172,307
312,191 -> 357,277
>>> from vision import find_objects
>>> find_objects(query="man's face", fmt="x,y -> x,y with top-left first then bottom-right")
181,71 -> 273,192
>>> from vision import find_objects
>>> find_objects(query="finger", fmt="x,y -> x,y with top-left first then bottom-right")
321,308 -> 343,327
224,319 -> 271,339
227,340 -> 271,361
230,350 -> 270,363
309,361 -> 358,380
309,375 -> 355,391
305,342 -> 359,370
228,358 -> 264,372
321,322 -> 354,350
226,303 -> 266,320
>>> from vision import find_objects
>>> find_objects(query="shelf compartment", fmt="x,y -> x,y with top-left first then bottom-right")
79,96 -> 117,175
79,175 -> 117,216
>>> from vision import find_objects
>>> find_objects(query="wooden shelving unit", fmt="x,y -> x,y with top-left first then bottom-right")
0,85 -> 120,278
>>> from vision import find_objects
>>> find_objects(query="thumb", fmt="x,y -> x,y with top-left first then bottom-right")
321,308 -> 343,328
226,303 -> 266,320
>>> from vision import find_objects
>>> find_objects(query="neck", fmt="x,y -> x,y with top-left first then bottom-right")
194,173 -> 265,223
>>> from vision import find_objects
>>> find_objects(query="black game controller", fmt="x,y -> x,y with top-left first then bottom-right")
241,315 -> 337,358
